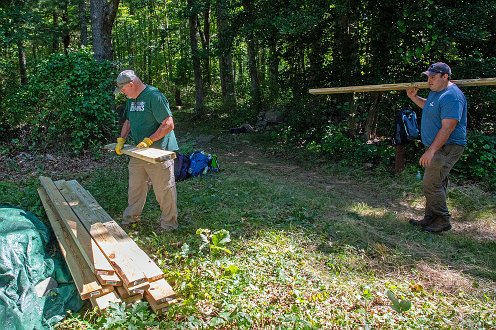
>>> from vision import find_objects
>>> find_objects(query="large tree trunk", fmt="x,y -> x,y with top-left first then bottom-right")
62,0 -> 70,54
79,0 -> 88,46
17,40 -> 27,86
268,42 -> 280,101
243,0 -> 262,110
188,0 -> 205,114
216,0 -> 236,110
90,0 -> 120,61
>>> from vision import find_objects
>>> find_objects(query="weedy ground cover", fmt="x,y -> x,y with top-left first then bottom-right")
1,112 -> 495,329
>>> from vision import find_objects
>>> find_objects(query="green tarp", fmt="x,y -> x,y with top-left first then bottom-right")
0,205 -> 82,330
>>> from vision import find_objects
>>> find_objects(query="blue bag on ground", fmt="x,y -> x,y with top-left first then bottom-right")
188,151 -> 212,177
0,205 -> 82,330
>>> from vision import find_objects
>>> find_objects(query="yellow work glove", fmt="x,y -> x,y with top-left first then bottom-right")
137,137 -> 153,148
115,137 -> 125,155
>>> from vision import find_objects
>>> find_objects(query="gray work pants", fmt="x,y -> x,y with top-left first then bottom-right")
422,144 -> 464,220
123,158 -> 178,229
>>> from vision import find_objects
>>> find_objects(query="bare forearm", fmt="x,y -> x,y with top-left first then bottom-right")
149,117 -> 174,142
409,95 -> 426,109
120,120 -> 131,139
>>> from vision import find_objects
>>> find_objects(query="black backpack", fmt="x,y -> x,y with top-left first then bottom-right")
174,153 -> 191,181
392,108 -> 420,146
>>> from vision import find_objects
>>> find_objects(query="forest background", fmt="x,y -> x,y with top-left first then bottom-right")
0,0 -> 495,189
1,1 -> 496,328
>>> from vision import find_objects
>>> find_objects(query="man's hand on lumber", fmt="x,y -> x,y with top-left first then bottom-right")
137,137 -> 153,148
115,137 -> 126,155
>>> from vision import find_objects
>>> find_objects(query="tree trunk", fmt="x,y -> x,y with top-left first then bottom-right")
17,40 -> 27,85
62,0 -> 70,54
363,92 -> 382,140
188,0 -> 204,113
52,12 -> 59,53
243,0 -> 262,109
90,0 -> 120,61
201,0 -> 211,90
79,0 -> 88,46
216,0 -> 236,110
268,42 -> 280,101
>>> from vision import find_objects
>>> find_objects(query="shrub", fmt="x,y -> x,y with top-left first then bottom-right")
454,131 -> 496,190
1,50 -> 118,154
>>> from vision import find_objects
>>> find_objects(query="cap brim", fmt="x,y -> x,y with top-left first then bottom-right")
422,70 -> 436,76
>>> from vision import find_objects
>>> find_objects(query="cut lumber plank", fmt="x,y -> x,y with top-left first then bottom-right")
90,291 -> 122,310
145,278 -> 177,305
97,273 -> 122,286
104,143 -> 176,163
47,179 -> 115,276
309,77 -> 496,94
116,285 -> 144,304
65,180 -> 165,282
145,293 -> 175,314
53,179 -> 149,287
38,187 -> 113,300
123,281 -> 150,296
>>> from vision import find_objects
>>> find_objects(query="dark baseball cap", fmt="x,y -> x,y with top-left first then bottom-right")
114,70 -> 137,94
422,62 -> 451,76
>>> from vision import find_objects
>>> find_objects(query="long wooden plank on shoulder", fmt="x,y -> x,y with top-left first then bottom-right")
39,176 -> 99,275
309,77 -> 496,95
51,179 -> 115,276
38,187 -> 113,300
104,143 -> 176,163
66,180 -> 164,282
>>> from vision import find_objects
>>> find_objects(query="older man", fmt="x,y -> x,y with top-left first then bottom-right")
114,70 -> 179,232
406,62 -> 467,233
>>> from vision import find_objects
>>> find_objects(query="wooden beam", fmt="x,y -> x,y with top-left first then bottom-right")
309,77 -> 496,95
38,187 -> 113,300
90,291 -> 122,310
66,180 -> 165,282
145,278 -> 177,305
48,179 -> 115,276
104,143 -> 176,163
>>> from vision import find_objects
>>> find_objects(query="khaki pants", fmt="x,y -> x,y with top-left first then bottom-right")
422,144 -> 464,220
123,158 -> 178,229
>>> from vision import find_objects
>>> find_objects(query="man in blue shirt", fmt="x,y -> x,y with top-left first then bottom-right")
406,62 -> 467,233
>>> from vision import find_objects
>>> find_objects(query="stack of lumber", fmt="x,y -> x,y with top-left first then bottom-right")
104,143 -> 176,163
37,176 -> 177,313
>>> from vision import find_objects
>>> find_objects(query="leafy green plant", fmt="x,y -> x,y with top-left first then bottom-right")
454,131 -> 496,190
386,290 -> 412,314
96,302 -> 158,329
196,228 -> 232,255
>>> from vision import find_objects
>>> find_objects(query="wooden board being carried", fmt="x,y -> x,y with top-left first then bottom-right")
104,143 -> 176,163
309,77 -> 496,95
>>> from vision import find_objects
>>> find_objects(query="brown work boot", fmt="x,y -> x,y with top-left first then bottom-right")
423,216 -> 452,233
409,215 -> 434,227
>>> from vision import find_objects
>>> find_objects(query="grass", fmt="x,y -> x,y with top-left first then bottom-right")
1,112 -> 495,329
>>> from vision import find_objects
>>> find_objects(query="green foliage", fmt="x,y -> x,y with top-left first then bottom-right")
1,50 -> 117,154
386,290 -> 412,314
454,131 -> 496,190
196,228 -> 232,256
95,302 -> 158,329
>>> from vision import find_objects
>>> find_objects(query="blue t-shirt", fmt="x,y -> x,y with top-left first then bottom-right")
124,85 -> 179,151
421,84 -> 467,147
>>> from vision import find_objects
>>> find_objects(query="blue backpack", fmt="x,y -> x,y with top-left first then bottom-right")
188,151 -> 212,177
174,153 -> 191,181
392,108 -> 419,145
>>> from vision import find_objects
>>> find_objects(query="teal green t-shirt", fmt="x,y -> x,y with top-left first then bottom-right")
124,85 -> 179,151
